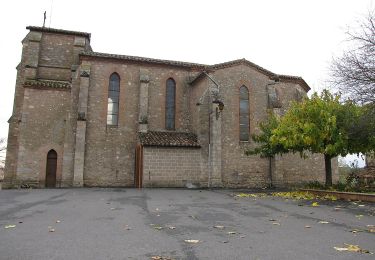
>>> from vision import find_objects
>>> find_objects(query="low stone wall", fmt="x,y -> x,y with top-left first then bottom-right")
142,147 -> 204,187
301,189 -> 375,202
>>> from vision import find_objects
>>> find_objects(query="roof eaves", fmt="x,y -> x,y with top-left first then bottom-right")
278,75 -> 311,92
80,51 -> 207,69
26,26 -> 91,40
209,58 -> 276,77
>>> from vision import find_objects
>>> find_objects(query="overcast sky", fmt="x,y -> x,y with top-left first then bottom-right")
0,0 -> 372,166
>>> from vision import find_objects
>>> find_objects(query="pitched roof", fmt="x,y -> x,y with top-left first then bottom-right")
80,51 -> 206,69
80,52 -> 310,91
23,79 -> 71,90
210,58 -> 275,76
26,26 -> 91,39
139,131 -> 200,147
189,59 -> 310,91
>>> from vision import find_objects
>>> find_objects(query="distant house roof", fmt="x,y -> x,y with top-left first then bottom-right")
139,131 -> 200,147
26,26 -> 91,39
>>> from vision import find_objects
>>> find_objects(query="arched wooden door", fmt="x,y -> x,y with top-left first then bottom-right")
45,150 -> 57,188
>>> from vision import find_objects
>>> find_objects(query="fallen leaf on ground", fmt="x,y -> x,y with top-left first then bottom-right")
272,222 -> 281,226
124,225 -> 131,230
235,191 -> 337,201
56,220 -> 61,223
4,225 -> 16,229
222,240 -> 229,243
48,227 -> 55,232
153,226 -> 163,230
305,225 -> 311,228
227,231 -> 236,234
369,229 -> 375,233
334,244 -> 372,254
184,239 -> 199,243
311,202 -> 319,207
356,215 -> 363,219
358,205 -> 365,207
240,235 -> 246,238
334,247 -> 348,252
268,219 -> 277,222
235,193 -> 267,198
151,256 -> 173,260
318,221 -> 329,224
168,226 -> 176,230
110,208 -> 116,210
214,225 -> 225,229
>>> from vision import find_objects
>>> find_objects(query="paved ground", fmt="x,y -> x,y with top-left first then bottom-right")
0,188 -> 374,260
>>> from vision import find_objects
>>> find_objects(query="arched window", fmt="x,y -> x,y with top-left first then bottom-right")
107,73 -> 120,125
165,78 -> 176,130
239,85 -> 250,141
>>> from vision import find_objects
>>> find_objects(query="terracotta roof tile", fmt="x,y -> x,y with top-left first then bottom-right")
139,131 -> 200,147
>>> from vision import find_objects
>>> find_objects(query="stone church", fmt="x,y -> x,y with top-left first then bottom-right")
3,26 -> 338,188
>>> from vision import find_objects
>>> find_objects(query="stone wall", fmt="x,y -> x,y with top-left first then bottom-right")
3,28 -> 90,188
14,88 -> 70,187
212,64 -> 272,188
273,153 -> 338,186
80,58 -> 200,187
142,147 -> 204,187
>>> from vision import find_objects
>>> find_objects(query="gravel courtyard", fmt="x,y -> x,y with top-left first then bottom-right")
0,188 -> 374,260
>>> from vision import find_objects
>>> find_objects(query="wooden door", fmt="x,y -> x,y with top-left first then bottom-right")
45,150 -> 57,188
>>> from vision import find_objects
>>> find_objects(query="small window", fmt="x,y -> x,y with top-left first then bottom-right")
165,78 -> 176,130
239,85 -> 249,141
107,73 -> 120,125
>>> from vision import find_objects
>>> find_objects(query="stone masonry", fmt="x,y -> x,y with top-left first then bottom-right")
3,26 -> 338,188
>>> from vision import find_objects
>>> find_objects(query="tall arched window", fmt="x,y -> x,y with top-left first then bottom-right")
165,78 -> 176,130
107,73 -> 120,126
239,85 -> 250,141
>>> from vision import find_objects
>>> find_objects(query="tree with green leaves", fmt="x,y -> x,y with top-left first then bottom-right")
248,90 -> 374,186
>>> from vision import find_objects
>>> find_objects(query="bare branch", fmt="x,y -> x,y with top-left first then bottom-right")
330,11 -> 375,104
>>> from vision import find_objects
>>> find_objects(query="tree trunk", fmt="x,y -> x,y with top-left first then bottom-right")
324,154 -> 332,187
